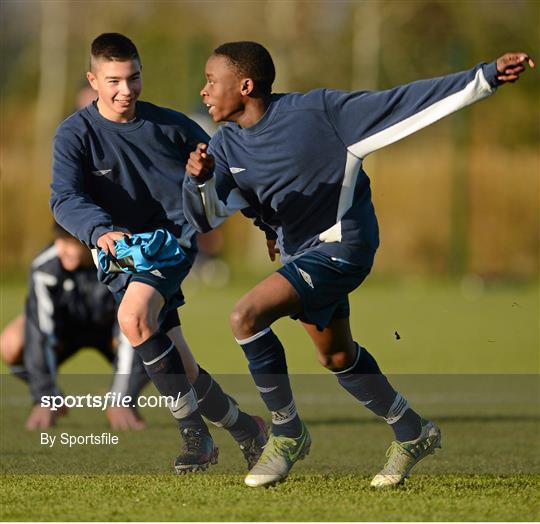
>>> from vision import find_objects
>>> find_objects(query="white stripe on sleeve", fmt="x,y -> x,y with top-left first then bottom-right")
197,177 -> 250,229
348,68 -> 494,159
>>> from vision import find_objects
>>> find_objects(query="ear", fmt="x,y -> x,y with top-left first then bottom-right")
86,71 -> 98,91
240,78 -> 255,96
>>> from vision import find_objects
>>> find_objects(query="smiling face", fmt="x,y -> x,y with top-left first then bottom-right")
200,54 -> 246,123
86,58 -> 142,122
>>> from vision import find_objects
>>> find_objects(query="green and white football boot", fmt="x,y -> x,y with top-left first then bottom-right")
370,419 -> 441,488
244,422 -> 311,487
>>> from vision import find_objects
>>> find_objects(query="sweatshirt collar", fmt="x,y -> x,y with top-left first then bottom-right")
240,94 -> 282,136
85,100 -> 145,132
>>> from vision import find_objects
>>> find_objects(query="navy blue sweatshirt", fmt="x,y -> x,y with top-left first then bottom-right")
51,100 -> 209,251
183,62 -> 499,265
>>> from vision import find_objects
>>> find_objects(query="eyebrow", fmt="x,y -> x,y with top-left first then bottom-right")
104,72 -> 140,80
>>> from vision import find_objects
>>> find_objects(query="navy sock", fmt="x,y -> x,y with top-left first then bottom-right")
237,328 -> 302,438
335,344 -> 422,442
134,332 -> 207,432
193,367 -> 258,442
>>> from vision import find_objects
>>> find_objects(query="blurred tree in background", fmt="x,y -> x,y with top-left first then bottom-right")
1,0 -> 538,280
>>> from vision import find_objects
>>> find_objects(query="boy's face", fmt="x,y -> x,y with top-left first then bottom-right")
86,58 -> 142,123
201,54 -> 245,123
54,238 -> 92,272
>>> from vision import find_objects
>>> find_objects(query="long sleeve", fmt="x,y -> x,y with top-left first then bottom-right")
50,126 -> 114,247
182,135 -> 250,232
324,61 -> 499,159
23,265 -> 62,404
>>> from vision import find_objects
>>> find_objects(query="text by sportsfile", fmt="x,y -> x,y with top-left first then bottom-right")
40,391 -> 184,411
41,432 -> 119,447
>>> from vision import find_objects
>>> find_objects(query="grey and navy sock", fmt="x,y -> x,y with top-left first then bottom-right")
193,367 -> 259,442
334,343 -> 421,442
237,328 -> 302,438
134,332 -> 207,433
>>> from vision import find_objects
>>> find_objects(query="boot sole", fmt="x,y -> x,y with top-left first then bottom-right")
174,446 -> 219,475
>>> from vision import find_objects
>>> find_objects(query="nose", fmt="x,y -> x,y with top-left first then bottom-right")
120,81 -> 133,96
200,83 -> 209,97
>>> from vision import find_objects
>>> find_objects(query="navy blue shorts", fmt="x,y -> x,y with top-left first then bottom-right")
108,256 -> 194,333
277,251 -> 372,331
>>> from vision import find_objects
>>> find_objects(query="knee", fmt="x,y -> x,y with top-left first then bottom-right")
0,328 -> 23,366
318,350 -> 354,372
117,310 -> 156,346
229,303 -> 259,339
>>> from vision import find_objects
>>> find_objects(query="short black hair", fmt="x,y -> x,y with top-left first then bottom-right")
90,33 -> 140,66
213,41 -> 275,95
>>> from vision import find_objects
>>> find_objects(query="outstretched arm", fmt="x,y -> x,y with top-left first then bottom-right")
325,52 -> 534,159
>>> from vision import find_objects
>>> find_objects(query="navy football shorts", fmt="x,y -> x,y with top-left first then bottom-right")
277,250 -> 373,331
109,254 -> 194,333
55,327 -> 115,365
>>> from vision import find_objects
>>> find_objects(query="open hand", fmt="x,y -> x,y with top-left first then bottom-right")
106,406 -> 146,431
496,53 -> 535,83
25,405 -> 68,430
186,143 -> 215,178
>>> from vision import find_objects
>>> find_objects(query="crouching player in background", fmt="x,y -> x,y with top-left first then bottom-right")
50,33 -> 266,473
0,223 -> 149,431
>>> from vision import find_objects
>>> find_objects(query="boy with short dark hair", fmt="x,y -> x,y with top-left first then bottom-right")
51,33 -> 266,473
183,41 -> 534,487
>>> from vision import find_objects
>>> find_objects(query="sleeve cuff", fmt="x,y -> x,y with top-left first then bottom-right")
188,172 -> 214,185
90,225 -> 114,248
482,60 -> 501,88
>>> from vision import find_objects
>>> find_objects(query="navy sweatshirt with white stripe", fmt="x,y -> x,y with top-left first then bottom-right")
51,101 -> 209,251
182,61 -> 499,265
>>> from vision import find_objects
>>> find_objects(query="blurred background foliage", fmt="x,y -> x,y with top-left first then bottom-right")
1,0 -> 538,281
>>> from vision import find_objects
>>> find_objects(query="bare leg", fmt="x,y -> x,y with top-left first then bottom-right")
167,325 -> 199,384
229,272 -> 301,338
116,281 -> 208,436
0,314 -> 24,365
230,272 -> 304,437
300,316 -> 357,371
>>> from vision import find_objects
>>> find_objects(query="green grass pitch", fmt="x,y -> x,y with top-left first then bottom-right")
1,277 -> 538,521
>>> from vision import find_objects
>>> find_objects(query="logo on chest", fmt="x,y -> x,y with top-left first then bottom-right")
91,169 -> 112,177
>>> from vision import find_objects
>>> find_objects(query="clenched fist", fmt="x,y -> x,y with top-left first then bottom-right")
186,143 -> 215,178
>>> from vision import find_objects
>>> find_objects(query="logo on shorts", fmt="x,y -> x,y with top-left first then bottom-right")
298,267 -> 314,289
150,269 -> 165,279
229,167 -> 246,174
